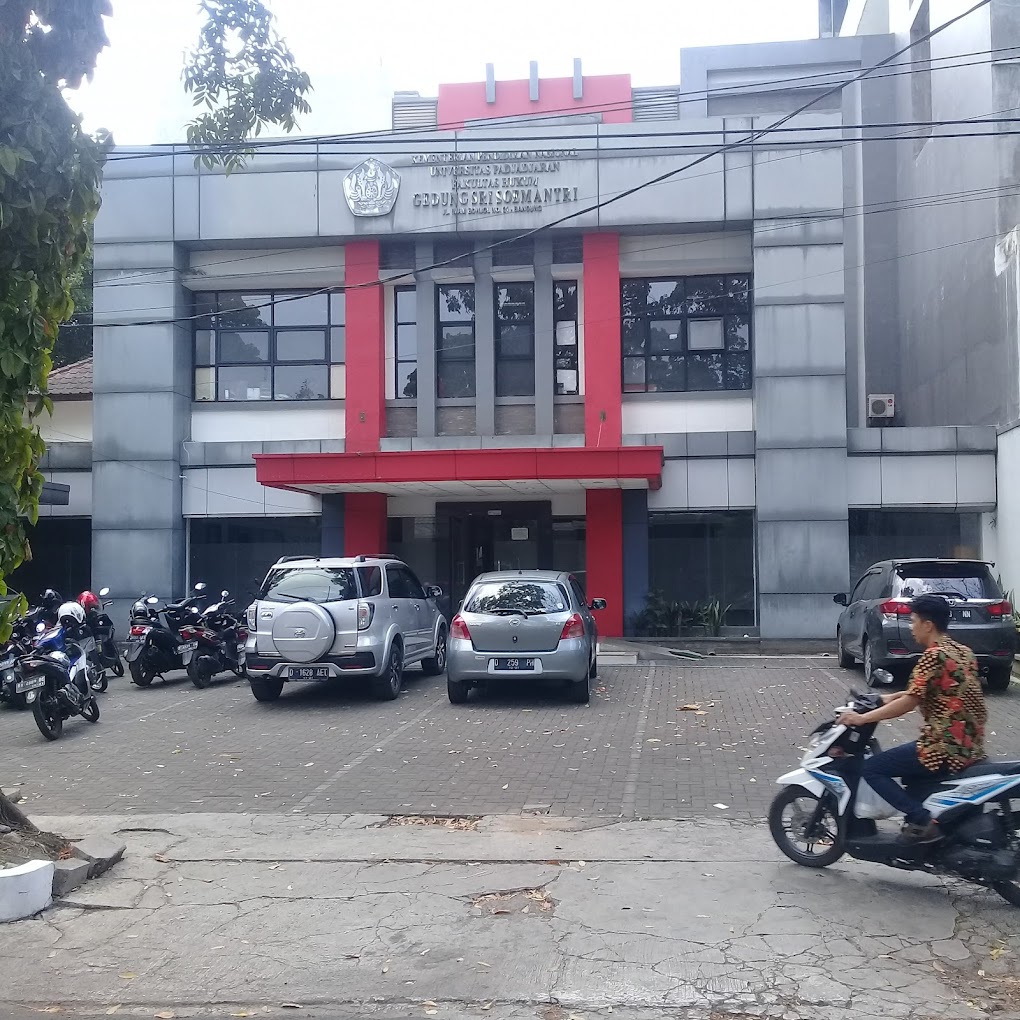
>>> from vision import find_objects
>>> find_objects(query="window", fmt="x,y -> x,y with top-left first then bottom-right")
493,238 -> 533,267
436,285 -> 475,398
495,283 -> 535,397
621,275 -> 752,393
465,580 -> 569,615
395,286 -> 417,399
554,281 -> 579,395
357,566 -> 383,597
259,566 -> 358,603
194,290 -> 345,402
849,510 -> 982,582
553,236 -> 583,264
386,564 -> 427,600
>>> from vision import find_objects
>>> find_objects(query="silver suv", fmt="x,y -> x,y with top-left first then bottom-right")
244,555 -> 448,703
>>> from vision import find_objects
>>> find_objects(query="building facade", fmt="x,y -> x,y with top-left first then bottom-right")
30,14 -> 1004,638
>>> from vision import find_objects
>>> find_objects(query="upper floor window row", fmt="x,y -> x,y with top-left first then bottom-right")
621,275 -> 752,394
193,291 -> 345,402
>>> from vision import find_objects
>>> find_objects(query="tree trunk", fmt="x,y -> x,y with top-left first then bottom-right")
0,789 -> 37,833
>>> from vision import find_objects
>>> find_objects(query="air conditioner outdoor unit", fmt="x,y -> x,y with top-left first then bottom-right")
868,393 -> 896,419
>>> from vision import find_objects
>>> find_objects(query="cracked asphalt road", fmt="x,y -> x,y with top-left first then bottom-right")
3,657 -> 1019,820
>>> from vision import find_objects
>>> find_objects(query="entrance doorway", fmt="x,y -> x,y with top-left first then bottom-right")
438,502 -> 553,611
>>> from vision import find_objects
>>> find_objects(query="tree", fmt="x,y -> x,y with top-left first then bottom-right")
0,0 -> 311,830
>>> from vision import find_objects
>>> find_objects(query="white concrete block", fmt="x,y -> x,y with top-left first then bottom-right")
0,859 -> 54,922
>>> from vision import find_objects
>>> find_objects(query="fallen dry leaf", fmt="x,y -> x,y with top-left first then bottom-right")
153,854 -> 169,863
502,784 -> 509,790
425,1012 -> 438,1017
106,1009 -> 122,1017
680,704 -> 701,712
281,1006 -> 303,1011
155,1013 -> 176,1020
991,945 -> 1009,960
481,1004 -> 494,1012
118,973 -> 137,981
477,961 -> 491,967
230,1013 -> 253,1018
492,909 -> 511,916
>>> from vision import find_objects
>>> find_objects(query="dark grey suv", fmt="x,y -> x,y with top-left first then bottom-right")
834,559 -> 1017,691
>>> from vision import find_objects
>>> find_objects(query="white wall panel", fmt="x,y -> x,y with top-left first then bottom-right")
190,406 -> 345,443
38,401 -> 92,444
621,395 -> 753,435
38,472 -> 92,518
183,466 -> 319,517
186,247 -> 344,291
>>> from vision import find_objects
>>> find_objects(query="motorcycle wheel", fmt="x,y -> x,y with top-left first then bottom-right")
82,697 -> 100,723
129,659 -> 153,687
90,671 -> 109,693
112,658 -> 125,678
32,691 -> 63,741
768,785 -> 845,868
187,659 -> 211,690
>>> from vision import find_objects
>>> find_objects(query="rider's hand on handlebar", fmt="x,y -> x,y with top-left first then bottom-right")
838,710 -> 867,727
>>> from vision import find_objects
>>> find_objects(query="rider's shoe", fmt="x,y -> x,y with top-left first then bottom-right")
898,819 -> 942,844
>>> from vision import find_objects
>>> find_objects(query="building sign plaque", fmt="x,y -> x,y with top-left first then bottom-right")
344,158 -> 400,217
410,149 -> 581,217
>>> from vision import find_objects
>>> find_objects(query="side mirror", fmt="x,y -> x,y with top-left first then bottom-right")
99,587 -> 110,597
833,593 -> 848,607
590,598 -> 608,612
194,582 -> 207,592
872,669 -> 894,686
36,622 -> 46,634
426,585 -> 443,599
147,596 -> 160,605
221,590 -> 230,598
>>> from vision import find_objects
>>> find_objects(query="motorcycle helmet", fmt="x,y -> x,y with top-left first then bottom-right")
77,590 -> 100,613
41,588 -> 62,607
57,601 -> 86,627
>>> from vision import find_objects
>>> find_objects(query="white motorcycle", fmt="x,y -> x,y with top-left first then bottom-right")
769,678 -> 1020,906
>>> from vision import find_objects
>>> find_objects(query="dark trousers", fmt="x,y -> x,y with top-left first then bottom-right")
861,741 -> 947,825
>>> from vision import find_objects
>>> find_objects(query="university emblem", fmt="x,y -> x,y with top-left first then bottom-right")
343,158 -> 400,217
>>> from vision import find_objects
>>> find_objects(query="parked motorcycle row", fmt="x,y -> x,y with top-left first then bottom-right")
1,582 -> 247,741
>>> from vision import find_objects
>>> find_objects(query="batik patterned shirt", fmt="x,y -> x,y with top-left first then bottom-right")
907,635 -> 986,772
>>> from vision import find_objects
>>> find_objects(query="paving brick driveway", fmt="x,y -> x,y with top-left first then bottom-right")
3,657 -> 1019,820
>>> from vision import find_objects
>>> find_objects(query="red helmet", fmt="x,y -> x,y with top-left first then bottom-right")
77,590 -> 100,613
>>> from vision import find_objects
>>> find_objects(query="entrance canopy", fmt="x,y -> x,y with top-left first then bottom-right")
255,446 -> 663,497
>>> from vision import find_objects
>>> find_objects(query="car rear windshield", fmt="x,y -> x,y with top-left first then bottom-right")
895,564 -> 1001,601
465,581 -> 569,616
259,567 -> 358,604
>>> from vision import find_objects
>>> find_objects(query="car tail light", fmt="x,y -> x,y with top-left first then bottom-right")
450,614 -> 471,641
237,628 -> 248,642
988,601 -> 1013,617
879,600 -> 912,618
357,602 -> 375,631
246,604 -> 257,629
560,614 -> 585,640
129,625 -> 149,637
179,628 -> 195,640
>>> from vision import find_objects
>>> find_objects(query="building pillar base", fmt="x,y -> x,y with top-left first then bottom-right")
344,492 -> 388,557
586,489 -> 624,638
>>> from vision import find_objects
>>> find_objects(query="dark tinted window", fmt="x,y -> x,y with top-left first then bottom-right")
466,581 -> 569,616
400,567 -> 427,601
861,572 -> 885,601
386,565 -> 410,598
849,576 -> 870,604
895,564 -> 1000,600
259,567 -> 357,603
357,566 -> 383,597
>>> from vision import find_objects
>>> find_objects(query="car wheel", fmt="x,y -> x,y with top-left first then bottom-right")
447,677 -> 470,704
420,629 -> 448,677
588,650 -> 598,680
568,676 -> 590,704
863,639 -> 878,687
987,665 -> 1013,693
373,642 -> 404,701
250,678 -> 284,703
836,630 -> 854,669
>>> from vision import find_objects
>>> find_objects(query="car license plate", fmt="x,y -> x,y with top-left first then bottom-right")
15,676 -> 45,694
493,657 -> 536,671
179,641 -> 199,653
952,609 -> 973,621
288,666 -> 330,680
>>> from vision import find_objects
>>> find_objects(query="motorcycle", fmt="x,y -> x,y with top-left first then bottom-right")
19,621 -> 100,741
768,674 -> 1020,907
80,587 -> 124,679
125,584 -> 207,687
179,589 -> 247,689
0,598 -> 62,709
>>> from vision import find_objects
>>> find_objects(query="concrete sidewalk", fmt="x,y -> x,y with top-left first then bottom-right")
1,813 -> 1019,1020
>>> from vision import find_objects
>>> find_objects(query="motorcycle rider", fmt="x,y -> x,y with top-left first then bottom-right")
838,593 -> 987,843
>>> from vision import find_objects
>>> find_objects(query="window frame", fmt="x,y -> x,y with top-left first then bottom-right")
435,284 -> 476,399
194,290 -> 345,403
620,274 -> 752,394
554,280 -> 580,396
394,285 -> 418,400
494,281 -> 536,398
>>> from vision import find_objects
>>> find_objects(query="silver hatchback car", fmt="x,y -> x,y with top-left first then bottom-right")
446,570 -> 606,704
244,555 -> 448,703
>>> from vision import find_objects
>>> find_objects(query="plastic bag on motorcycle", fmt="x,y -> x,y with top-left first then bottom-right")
854,780 -> 898,820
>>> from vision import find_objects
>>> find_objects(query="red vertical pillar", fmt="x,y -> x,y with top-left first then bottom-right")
345,241 -> 385,452
344,493 -> 389,557
582,233 -> 622,448
343,242 -> 387,554
586,489 -> 624,638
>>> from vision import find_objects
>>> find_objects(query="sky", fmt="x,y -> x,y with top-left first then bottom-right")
71,0 -> 819,144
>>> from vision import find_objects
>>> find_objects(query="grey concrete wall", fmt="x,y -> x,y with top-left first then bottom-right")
91,241 -> 189,625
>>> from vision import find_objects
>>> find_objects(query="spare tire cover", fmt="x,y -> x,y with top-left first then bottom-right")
271,603 -> 336,663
